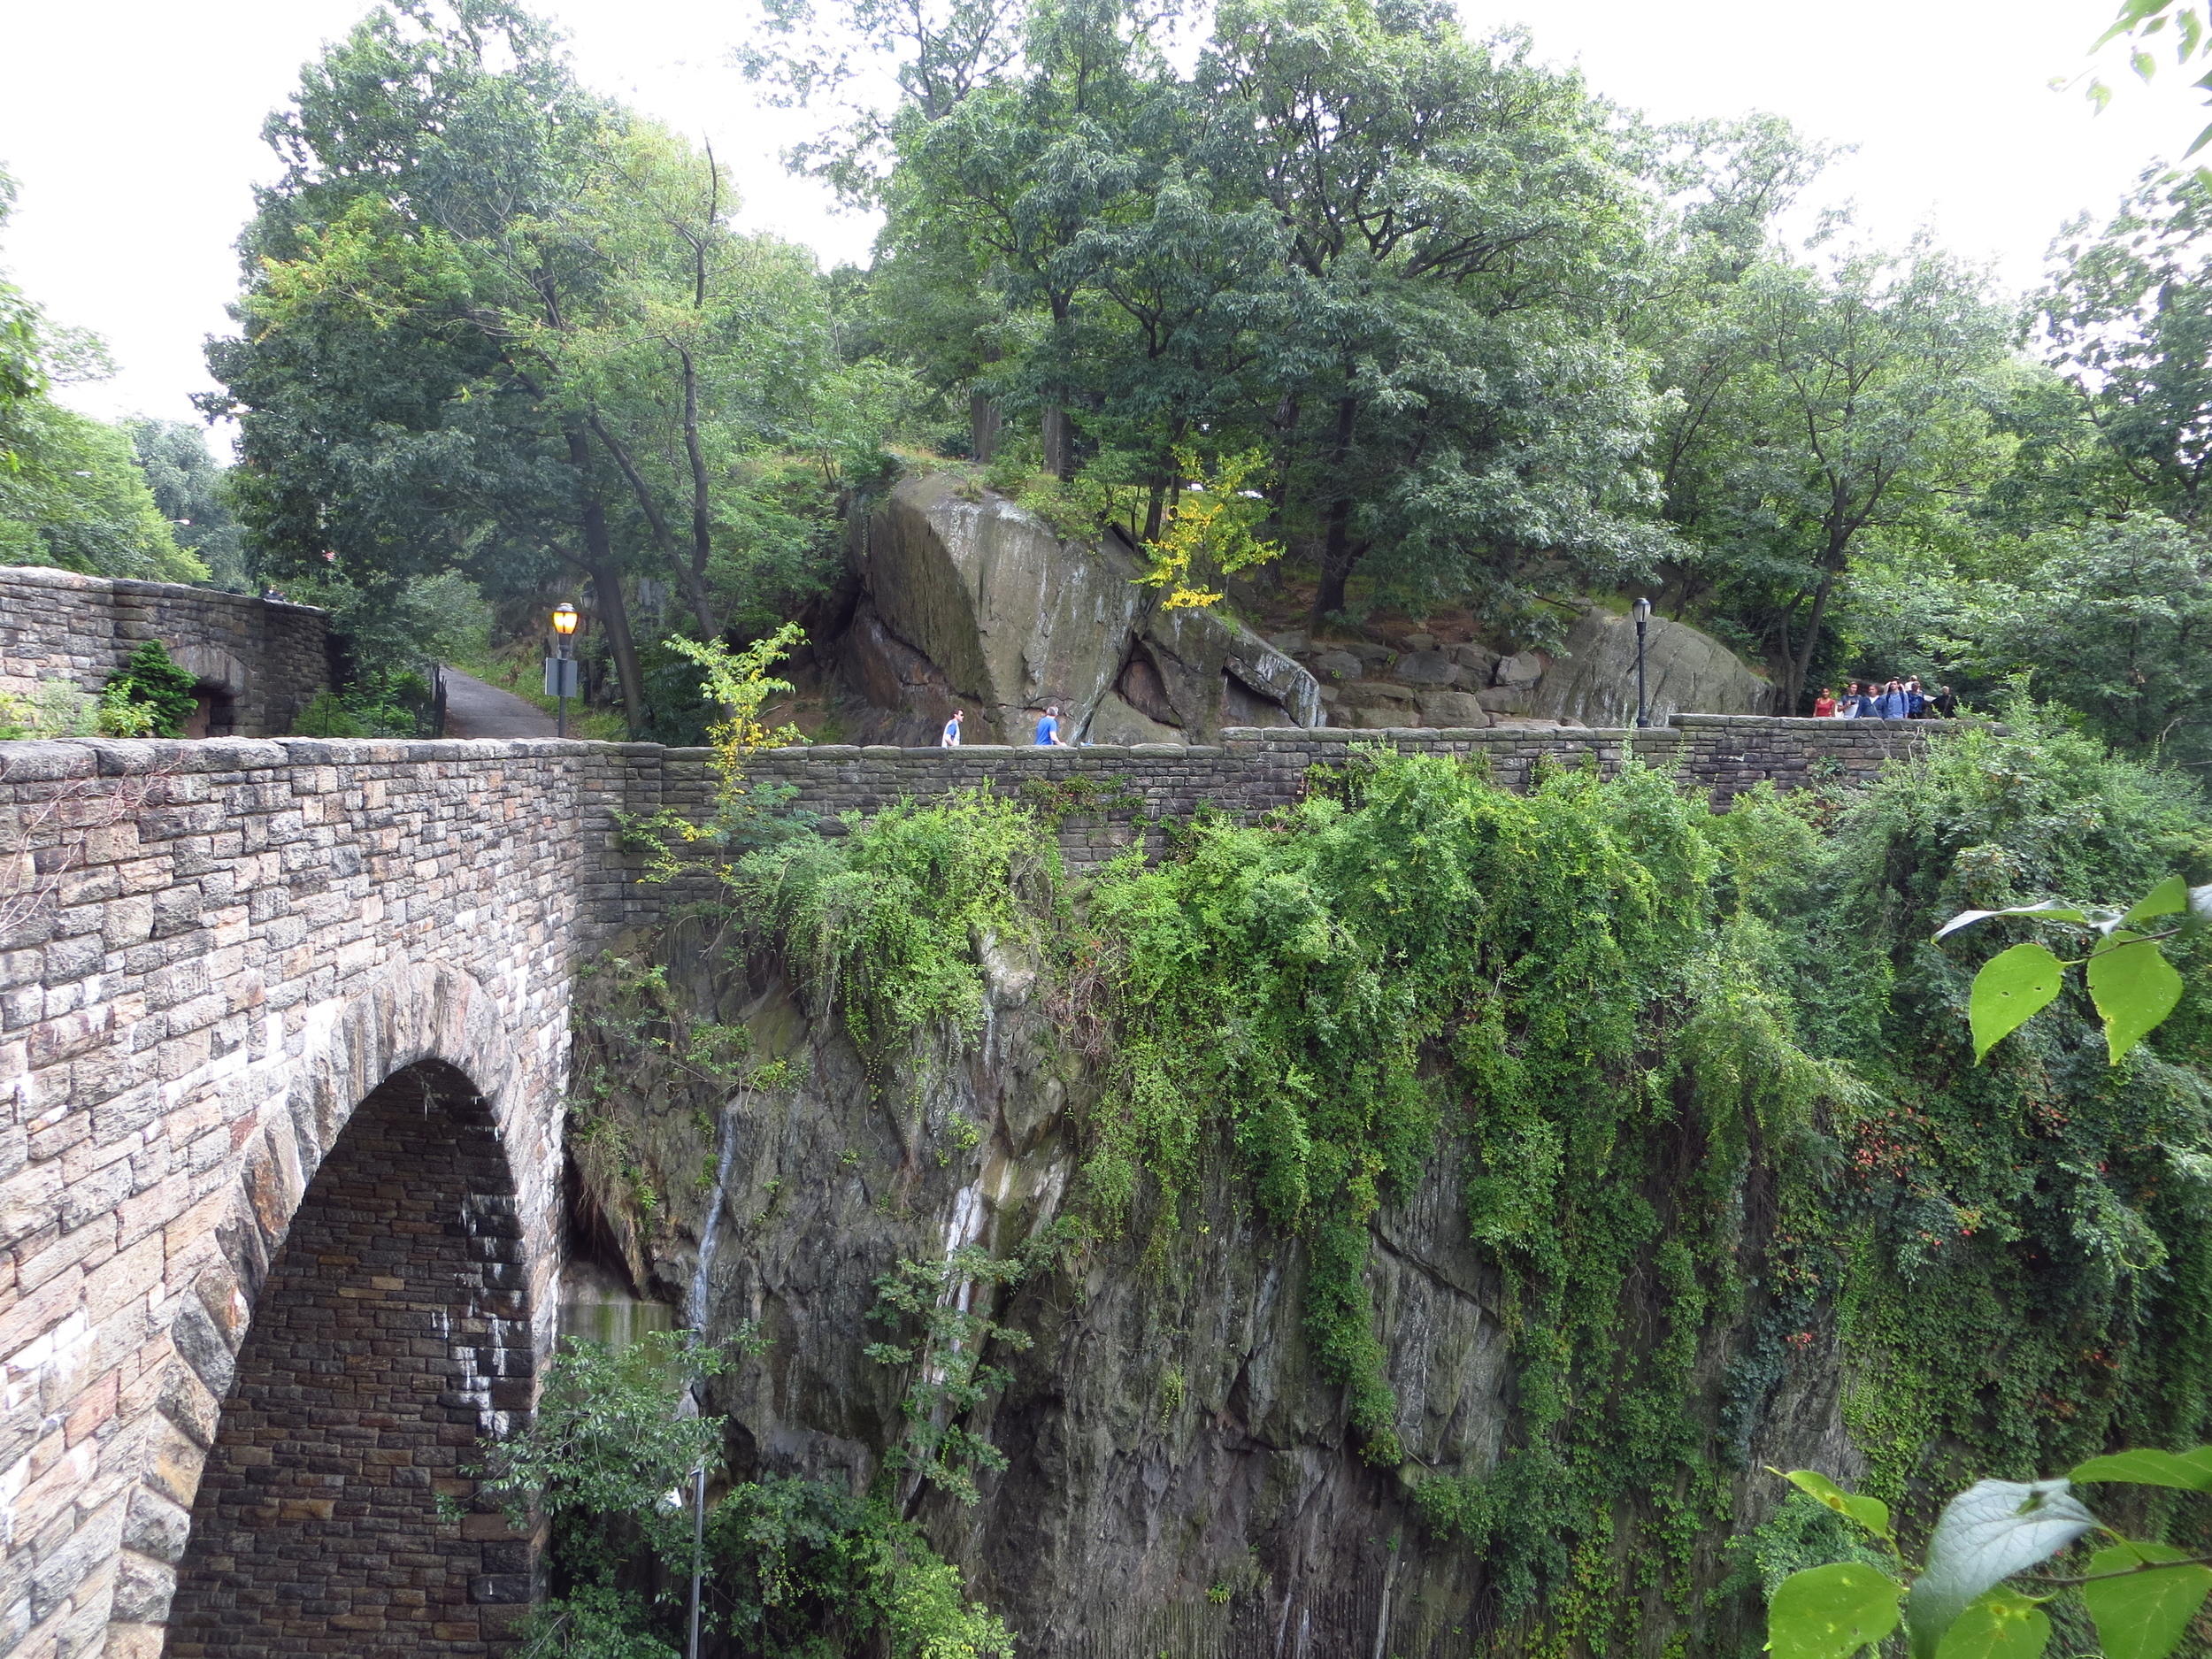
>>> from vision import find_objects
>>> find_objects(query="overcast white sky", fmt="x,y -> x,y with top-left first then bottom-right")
1,0 -> 2203,449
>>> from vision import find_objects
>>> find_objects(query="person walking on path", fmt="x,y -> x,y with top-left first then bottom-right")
941,710 -> 964,747
1932,684 -> 1958,718
1813,687 -> 1837,718
1875,679 -> 1908,719
1033,705 -> 1066,746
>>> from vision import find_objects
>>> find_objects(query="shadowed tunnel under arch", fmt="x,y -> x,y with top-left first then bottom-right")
164,1060 -> 539,1656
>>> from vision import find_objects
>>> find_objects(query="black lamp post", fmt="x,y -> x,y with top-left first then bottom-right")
547,602 -> 580,737
1632,596 -> 1653,729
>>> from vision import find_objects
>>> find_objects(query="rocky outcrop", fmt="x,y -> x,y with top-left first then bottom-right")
572,921 -> 1847,1659
1530,606 -> 1773,726
1269,608 -> 1769,733
846,474 -> 1324,744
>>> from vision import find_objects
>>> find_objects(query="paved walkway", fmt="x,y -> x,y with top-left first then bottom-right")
440,669 -> 557,739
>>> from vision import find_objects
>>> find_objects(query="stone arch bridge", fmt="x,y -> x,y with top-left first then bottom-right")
0,716 -> 1945,1658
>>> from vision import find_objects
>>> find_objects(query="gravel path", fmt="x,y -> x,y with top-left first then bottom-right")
440,669 -> 557,738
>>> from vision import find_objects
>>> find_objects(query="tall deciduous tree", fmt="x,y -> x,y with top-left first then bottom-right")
2036,166 -> 2212,526
126,419 -> 248,591
209,0 -> 880,733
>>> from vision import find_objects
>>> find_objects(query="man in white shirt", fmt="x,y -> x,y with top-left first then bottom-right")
941,710 -> 964,747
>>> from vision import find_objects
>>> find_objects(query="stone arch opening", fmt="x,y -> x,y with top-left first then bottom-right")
164,1059 -> 537,1655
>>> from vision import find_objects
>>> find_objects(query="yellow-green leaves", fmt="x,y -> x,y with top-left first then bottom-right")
1932,1588 -> 2050,1659
1939,876 -> 2197,1064
1767,1563 -> 1904,1659
2070,1447 -> 2212,1489
1135,444 -> 1282,610
1781,1470 -> 1894,1544
2088,933 -> 2185,1064
2081,1543 -> 2212,1659
1968,944 -> 2066,1063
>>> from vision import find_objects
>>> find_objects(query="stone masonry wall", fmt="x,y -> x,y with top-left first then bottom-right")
642,714 -> 1961,875
0,737 -> 628,1659
165,1062 -> 533,1656
0,712 -> 1960,1659
0,569 -> 329,739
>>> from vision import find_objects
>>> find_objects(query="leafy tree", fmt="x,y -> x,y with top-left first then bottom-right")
1657,242 -> 2008,707
209,0 -> 885,735
1970,513 -> 2212,763
2035,166 -> 2212,526
125,418 -> 248,590
471,1332 -> 1015,1658
0,400 -> 206,582
0,170 -> 47,436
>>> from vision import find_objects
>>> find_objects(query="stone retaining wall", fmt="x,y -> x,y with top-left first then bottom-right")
0,568 -> 329,740
631,713 -> 1959,874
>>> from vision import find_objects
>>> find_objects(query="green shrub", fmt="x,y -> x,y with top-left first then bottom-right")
0,678 -> 98,740
101,639 -> 198,737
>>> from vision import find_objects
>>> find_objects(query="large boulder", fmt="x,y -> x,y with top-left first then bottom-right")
851,473 -> 1324,742
1531,606 -> 1773,726
1138,605 -> 1324,734
862,472 -> 1146,743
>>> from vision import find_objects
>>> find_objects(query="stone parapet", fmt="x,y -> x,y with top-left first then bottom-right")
0,566 -> 330,739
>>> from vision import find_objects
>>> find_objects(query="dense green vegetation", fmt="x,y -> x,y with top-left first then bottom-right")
605,717 -> 2212,1654
0,0 -> 2095,747
471,1331 -> 1015,1658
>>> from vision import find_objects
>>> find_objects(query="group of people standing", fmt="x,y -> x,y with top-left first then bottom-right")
1811,679 -> 1955,719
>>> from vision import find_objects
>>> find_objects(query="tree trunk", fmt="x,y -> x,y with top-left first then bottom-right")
1788,560 -> 1844,712
566,428 -> 649,738
969,388 -> 1002,463
1313,498 -> 1357,621
1310,395 -> 1362,624
588,413 -> 718,641
1041,403 -> 1071,479
678,343 -> 717,637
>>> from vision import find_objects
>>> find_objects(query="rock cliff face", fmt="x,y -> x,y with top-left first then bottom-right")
838,475 -> 1323,745
1528,608 -> 1773,726
572,921 -> 1847,1659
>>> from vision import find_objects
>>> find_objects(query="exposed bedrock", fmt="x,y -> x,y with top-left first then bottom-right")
1530,606 -> 1775,726
844,475 -> 1323,744
574,923 -> 1850,1658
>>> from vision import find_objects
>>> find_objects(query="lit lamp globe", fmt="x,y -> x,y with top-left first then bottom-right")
549,603 -> 581,737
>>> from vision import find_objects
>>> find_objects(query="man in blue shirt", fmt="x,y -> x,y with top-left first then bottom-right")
941,710 -> 964,747
1033,704 -> 1065,746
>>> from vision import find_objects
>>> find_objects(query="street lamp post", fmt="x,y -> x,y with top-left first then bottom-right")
547,603 -> 580,737
1632,596 -> 1653,729
687,1461 -> 707,1659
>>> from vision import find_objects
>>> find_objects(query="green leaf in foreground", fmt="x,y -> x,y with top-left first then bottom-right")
1932,1587 -> 2051,1659
1969,942 -> 2067,1063
2088,932 -> 2184,1064
1768,1562 -> 1904,1659
1907,1479 -> 2096,1659
2070,1447 -> 2212,1490
2121,875 -> 2190,927
1782,1469 -> 1894,1540
2080,1542 -> 2212,1659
